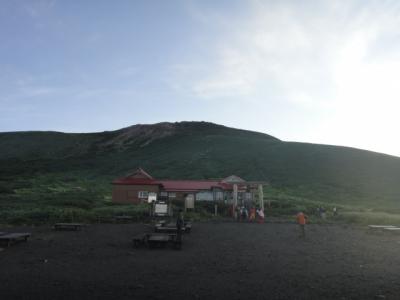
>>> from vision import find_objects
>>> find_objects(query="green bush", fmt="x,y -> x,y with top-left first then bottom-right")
92,203 -> 150,220
339,211 -> 400,225
0,182 -> 14,194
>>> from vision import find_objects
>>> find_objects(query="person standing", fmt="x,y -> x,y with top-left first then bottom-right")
320,207 -> 326,219
249,207 -> 256,222
240,206 -> 246,222
333,206 -> 338,216
176,209 -> 184,248
244,206 -> 249,221
257,208 -> 265,223
296,211 -> 308,238
234,205 -> 240,222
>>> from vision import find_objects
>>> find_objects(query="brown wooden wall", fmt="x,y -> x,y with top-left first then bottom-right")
112,185 -> 160,204
169,191 -> 187,201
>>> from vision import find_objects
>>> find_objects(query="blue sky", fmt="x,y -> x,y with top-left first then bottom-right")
1,0 -> 400,157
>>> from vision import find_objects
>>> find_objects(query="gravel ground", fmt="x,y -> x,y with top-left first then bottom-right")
1,222 -> 400,300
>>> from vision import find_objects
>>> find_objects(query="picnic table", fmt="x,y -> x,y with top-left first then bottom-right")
0,233 -> 31,247
133,233 -> 181,249
54,223 -> 85,231
147,233 -> 170,248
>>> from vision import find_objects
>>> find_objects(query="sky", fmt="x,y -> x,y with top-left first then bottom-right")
1,0 -> 400,157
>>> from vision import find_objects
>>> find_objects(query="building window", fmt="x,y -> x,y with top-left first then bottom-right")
168,192 -> 176,198
160,191 -> 168,197
196,191 -> 213,201
138,191 -> 149,198
148,192 -> 157,202
215,191 -> 224,201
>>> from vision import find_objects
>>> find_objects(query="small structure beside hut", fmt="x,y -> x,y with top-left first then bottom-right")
112,168 -> 267,211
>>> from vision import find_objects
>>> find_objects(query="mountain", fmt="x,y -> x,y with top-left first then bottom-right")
1,121 -> 400,210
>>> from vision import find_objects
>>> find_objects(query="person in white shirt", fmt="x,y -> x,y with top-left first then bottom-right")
256,208 -> 265,223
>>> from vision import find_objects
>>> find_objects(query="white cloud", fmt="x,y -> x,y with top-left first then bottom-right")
22,0 -> 56,18
169,0 -> 400,156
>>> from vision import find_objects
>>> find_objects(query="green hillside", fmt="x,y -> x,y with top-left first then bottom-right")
1,121 -> 400,223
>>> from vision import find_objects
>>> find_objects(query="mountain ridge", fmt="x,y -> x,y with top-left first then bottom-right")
1,121 -> 400,210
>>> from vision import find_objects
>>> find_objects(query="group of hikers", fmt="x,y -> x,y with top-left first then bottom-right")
233,204 -> 337,239
230,205 -> 310,238
316,206 -> 338,219
232,206 -> 265,223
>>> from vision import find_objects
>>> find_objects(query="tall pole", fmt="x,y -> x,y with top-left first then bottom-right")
233,184 -> 238,208
258,184 -> 264,211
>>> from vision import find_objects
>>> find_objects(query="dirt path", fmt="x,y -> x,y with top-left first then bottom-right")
0,222 -> 400,299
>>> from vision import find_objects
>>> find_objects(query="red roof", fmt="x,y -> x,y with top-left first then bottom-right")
112,178 -> 233,190
112,169 -> 248,192
157,180 -> 231,191
112,178 -> 160,185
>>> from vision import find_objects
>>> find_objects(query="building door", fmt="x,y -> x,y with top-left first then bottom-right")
185,194 -> 195,210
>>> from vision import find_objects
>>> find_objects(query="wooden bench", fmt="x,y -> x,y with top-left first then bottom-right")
384,227 -> 400,233
154,224 -> 189,234
54,223 -> 85,231
368,225 -> 396,229
114,216 -> 133,223
132,233 -> 148,247
0,233 -> 31,247
155,226 -> 179,233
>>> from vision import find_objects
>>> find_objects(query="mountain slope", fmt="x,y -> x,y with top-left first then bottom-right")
1,121 -> 400,210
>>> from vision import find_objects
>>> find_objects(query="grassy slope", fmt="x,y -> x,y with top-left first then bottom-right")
1,121 -> 400,223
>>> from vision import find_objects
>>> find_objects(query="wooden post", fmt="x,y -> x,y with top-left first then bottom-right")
214,204 -> 218,216
168,198 -> 173,216
233,184 -> 238,219
233,184 -> 238,207
258,184 -> 264,211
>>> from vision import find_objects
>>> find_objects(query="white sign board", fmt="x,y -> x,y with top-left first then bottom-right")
185,194 -> 195,209
154,203 -> 168,216
148,192 -> 157,203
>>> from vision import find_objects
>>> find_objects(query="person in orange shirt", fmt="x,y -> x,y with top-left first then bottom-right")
249,207 -> 256,222
296,211 -> 308,238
